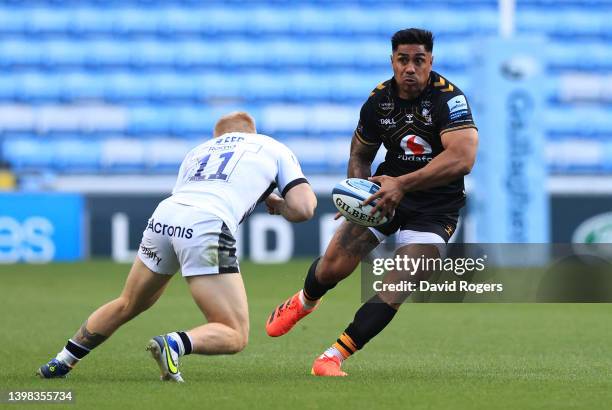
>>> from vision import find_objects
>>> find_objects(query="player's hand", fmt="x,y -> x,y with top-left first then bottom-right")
265,193 -> 285,215
363,175 -> 405,220
333,211 -> 343,220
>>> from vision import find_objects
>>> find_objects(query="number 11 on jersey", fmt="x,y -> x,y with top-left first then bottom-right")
193,151 -> 234,181
188,143 -> 262,183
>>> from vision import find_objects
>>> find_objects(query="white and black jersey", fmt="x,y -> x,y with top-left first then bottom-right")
170,132 -> 308,233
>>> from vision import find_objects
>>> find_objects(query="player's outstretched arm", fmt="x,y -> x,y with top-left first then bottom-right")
265,184 -> 317,222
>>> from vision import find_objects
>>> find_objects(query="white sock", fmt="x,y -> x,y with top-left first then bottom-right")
56,348 -> 78,367
167,332 -> 185,356
323,346 -> 345,363
298,290 -> 318,310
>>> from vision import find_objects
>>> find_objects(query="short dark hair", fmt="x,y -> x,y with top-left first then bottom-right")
391,28 -> 434,52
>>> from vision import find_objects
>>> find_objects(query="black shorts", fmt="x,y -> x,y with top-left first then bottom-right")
373,210 -> 459,243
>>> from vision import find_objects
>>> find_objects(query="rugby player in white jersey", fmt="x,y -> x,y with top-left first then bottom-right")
37,112 -> 317,382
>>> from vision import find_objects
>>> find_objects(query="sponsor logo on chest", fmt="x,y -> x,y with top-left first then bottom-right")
379,118 -> 397,126
398,135 -> 433,162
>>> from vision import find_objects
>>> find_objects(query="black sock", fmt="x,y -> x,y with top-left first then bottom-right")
65,339 -> 90,360
344,294 -> 398,350
303,257 -> 337,300
177,331 -> 192,355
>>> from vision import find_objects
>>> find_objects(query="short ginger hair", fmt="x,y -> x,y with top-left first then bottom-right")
213,111 -> 256,138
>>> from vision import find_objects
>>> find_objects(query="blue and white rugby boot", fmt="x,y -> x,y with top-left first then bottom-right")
146,335 -> 184,382
37,358 -> 72,379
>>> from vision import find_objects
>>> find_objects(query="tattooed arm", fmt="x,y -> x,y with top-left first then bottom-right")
347,135 -> 380,179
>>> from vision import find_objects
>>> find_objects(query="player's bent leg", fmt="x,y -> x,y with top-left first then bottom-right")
378,243 -> 441,308
312,243 -> 441,377
266,221 -> 379,337
86,257 -> 173,336
38,257 -> 172,378
316,220 -> 381,285
186,272 -> 249,354
145,273 -> 247,383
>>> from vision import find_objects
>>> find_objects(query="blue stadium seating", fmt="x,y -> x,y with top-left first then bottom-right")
2,138 -> 54,170
0,40 -> 42,67
62,72 -> 107,101
0,1 -> 610,175
1,37 -> 610,73
53,138 -> 102,172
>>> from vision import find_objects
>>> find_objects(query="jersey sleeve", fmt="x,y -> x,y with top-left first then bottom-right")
436,91 -> 478,136
276,143 -> 309,197
353,100 -> 381,146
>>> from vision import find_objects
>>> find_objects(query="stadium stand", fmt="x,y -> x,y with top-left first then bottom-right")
0,1 -> 610,175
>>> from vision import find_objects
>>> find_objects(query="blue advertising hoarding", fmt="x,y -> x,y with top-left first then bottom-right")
0,193 -> 84,262
470,37 -> 549,243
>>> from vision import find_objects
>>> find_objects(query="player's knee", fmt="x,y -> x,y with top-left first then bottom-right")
114,296 -> 148,320
227,327 -> 248,354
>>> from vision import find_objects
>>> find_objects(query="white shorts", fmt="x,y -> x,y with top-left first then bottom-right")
138,199 -> 239,276
368,228 -> 447,257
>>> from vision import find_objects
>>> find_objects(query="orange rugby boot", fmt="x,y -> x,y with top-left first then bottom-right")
266,291 -> 319,337
311,354 -> 347,377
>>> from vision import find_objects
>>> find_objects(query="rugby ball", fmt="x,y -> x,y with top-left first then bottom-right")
332,178 -> 389,227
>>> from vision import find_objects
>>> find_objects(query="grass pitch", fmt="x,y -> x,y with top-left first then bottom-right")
2,260 -> 612,409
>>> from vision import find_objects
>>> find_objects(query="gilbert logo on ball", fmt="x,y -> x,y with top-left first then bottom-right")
332,178 -> 389,227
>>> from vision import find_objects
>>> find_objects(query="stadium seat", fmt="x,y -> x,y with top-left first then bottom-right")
242,72 -> 288,101
2,138 -> 54,170
27,7 -> 72,35
61,72 -> 106,101
546,107 -> 612,136
53,138 -> 102,172
149,73 -> 197,101
0,8 -> 28,34
330,71 -> 383,101
128,105 -> 172,134
68,7 -> 115,36
0,105 -> 36,132
156,7 -> 207,36
265,40 -> 311,67
0,40 -> 42,68
100,137 -> 146,171
0,76 -> 17,100
291,6 -> 338,35
173,41 -> 223,68
309,40 -> 364,68
222,40 -> 269,68
42,41 -> 88,68
129,41 -> 175,68
248,7 -> 294,35
200,7 -> 250,35
147,138 -> 194,171
546,138 -> 607,174
289,72 -> 335,101
103,72 -> 151,102
197,73 -> 242,100
112,8 -> 160,35
16,73 -> 63,101
87,40 -> 132,67
557,74 -> 604,102
168,106 -> 215,134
